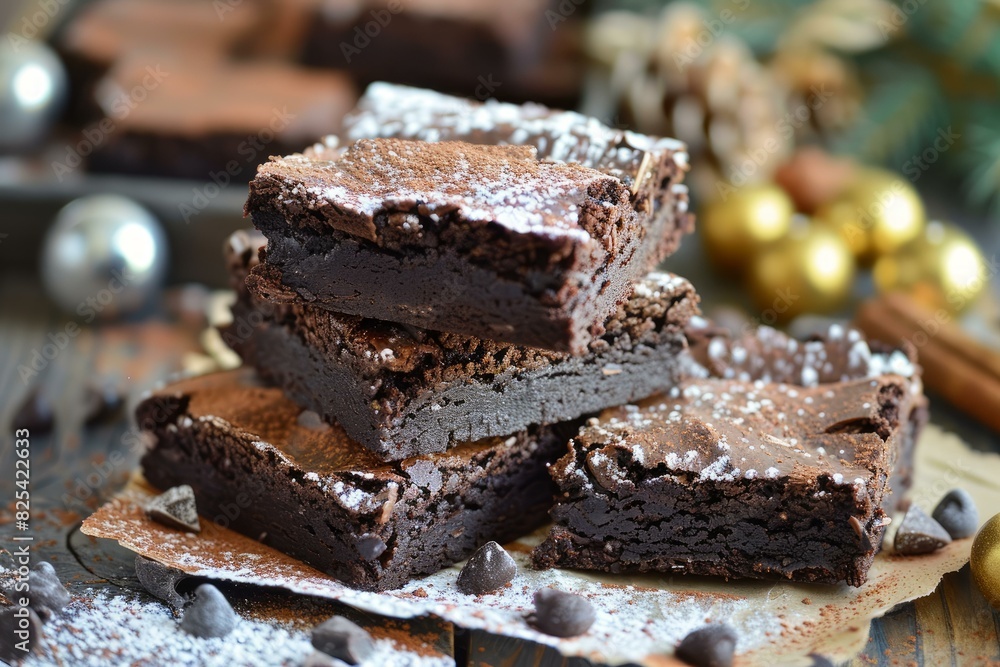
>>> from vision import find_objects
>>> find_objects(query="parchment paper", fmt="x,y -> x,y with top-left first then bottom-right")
82,425 -> 999,666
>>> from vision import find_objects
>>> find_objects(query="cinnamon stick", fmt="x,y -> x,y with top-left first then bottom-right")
854,293 -> 1000,433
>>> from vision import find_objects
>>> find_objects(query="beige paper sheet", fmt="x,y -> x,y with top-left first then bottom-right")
82,425 -> 1000,665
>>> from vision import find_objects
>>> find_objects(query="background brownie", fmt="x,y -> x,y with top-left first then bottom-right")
225,230 -> 700,460
87,59 -> 356,181
302,1 -> 583,107
534,327 -> 926,587
138,369 -> 571,592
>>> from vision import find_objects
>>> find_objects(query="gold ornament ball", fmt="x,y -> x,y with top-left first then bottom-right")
700,184 -> 794,274
748,220 -> 855,322
873,221 -> 988,314
972,513 -> 1000,609
816,168 -> 925,262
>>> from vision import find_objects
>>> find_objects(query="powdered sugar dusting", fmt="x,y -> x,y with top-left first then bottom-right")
268,139 -> 618,241
8,589 -> 450,667
338,82 -> 686,175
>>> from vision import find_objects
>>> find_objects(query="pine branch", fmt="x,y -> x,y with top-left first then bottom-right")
829,61 -> 948,167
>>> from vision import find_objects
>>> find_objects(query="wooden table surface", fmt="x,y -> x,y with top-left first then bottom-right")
2,275 -> 1000,667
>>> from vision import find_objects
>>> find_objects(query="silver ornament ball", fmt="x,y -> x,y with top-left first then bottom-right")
41,195 -> 169,319
0,38 -> 67,153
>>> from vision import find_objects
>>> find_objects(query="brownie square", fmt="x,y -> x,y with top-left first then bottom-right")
224,229 -> 700,460
87,59 -> 355,181
301,1 -> 583,107
533,326 -> 927,586
138,369 -> 570,591
246,84 -> 692,353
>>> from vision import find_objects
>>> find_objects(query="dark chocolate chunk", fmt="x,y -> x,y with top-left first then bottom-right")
457,541 -> 517,595
356,535 -> 387,561
25,562 -> 71,621
528,588 -> 595,638
180,584 -> 237,638
0,606 -> 43,662
894,506 -> 952,555
311,616 -> 375,665
147,484 -> 201,533
674,624 -> 737,667
303,651 -> 346,667
932,488 -> 978,539
134,555 -> 189,609
12,388 -> 54,434
808,654 -> 835,667
83,382 -> 124,426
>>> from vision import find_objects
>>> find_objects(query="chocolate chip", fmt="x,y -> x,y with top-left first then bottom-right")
356,534 -> 387,561
83,383 -> 124,426
457,541 -> 516,595
808,654 -> 835,667
3,562 -> 72,622
147,485 -> 201,533
311,616 -> 375,665
12,388 -> 54,434
27,562 -> 71,621
894,505 -> 952,555
528,588 -> 595,637
932,488 -> 978,539
303,650 -> 347,667
180,584 -> 237,638
297,410 -> 331,431
134,556 -> 189,609
675,624 -> 737,667
0,606 -> 43,662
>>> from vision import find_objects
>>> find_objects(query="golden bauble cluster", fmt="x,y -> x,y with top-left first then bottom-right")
972,514 -> 1000,609
700,184 -> 794,274
816,168 -> 925,263
748,220 -> 855,321
695,146 -> 987,322
874,221 -> 989,314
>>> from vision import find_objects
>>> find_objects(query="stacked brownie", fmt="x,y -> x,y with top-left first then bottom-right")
137,83 -> 925,592
139,84 -> 699,591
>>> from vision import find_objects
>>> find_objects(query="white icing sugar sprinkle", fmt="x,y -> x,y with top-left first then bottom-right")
15,590 -> 450,667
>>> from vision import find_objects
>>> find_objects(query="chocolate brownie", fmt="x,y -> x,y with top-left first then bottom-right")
224,229 -> 699,460
246,85 -> 691,353
301,1 -> 583,107
533,326 -> 927,586
138,369 -> 570,591
687,322 -> 926,506
55,0 -> 266,123
87,59 -> 355,181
